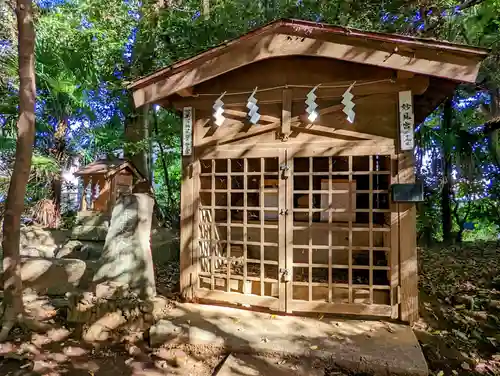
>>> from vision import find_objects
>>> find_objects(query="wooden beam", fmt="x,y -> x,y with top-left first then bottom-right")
197,140 -> 396,159
290,125 -> 392,141
170,77 -> 429,109
176,88 -> 194,97
397,70 -> 415,80
132,30 -> 478,107
281,89 -> 292,140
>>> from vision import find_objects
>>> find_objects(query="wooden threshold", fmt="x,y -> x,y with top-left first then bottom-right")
195,289 -> 281,311
287,300 -> 392,317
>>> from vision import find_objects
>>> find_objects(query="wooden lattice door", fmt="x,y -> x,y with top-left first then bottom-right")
284,152 -> 398,317
195,149 -> 287,311
194,148 -> 398,317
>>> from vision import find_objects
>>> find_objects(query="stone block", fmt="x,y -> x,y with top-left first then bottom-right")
70,226 -> 108,242
20,245 -> 57,258
0,258 -> 100,295
75,212 -> 111,228
81,242 -> 104,260
55,240 -> 104,260
93,193 -> 156,299
95,281 -> 129,300
20,227 -> 69,248
149,320 -> 183,347
54,240 -> 86,259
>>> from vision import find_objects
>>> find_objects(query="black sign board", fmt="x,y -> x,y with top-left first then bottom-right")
391,183 -> 424,203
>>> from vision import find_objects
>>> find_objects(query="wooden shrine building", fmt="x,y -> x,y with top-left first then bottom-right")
74,158 -> 144,214
129,19 -> 488,323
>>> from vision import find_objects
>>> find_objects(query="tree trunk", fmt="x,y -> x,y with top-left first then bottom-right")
441,99 -> 453,244
123,0 -> 165,181
51,118 -> 68,220
125,96 -> 150,181
203,0 -> 209,19
488,89 -> 500,168
152,110 -> 173,208
0,0 -> 36,341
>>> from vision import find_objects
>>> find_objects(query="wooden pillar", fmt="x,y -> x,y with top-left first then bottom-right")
281,89 -> 292,141
397,152 -> 418,324
180,112 -> 197,301
390,155 -> 400,320
81,176 -> 88,211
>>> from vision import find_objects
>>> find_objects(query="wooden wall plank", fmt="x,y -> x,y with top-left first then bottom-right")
397,152 -> 418,324
192,92 -> 399,149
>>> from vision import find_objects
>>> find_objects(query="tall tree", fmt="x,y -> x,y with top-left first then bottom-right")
441,98 -> 454,243
0,0 -> 36,341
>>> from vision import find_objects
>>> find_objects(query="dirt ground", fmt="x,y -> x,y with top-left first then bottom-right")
2,238 -> 500,375
0,331 -> 357,376
416,242 -> 500,376
0,261 -> 356,376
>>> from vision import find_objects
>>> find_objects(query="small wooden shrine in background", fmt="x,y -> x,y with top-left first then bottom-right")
74,158 -> 144,214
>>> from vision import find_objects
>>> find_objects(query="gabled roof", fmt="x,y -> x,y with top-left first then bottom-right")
129,18 -> 488,108
74,158 -> 143,180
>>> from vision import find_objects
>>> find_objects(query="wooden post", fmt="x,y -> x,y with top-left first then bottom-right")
397,152 -> 418,324
81,176 -> 88,211
108,177 -> 116,214
281,89 -> 292,141
390,155 -> 400,319
180,112 -> 197,301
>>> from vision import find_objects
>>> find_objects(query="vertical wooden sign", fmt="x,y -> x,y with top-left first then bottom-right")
398,91 -> 414,151
182,107 -> 193,156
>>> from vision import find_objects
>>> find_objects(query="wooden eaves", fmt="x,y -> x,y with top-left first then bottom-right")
128,18 -> 489,112
74,158 -> 144,180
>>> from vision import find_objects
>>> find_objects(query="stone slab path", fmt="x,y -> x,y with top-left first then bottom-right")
150,303 -> 428,376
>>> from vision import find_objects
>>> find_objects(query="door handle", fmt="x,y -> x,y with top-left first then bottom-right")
280,268 -> 291,283
279,164 -> 289,179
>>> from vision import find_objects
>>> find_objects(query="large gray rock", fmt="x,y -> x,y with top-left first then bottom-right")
20,226 -> 69,248
93,193 -> 156,299
0,258 -> 99,295
54,240 -> 103,260
149,319 -> 183,347
74,212 -> 111,227
20,245 -> 57,258
70,225 -> 108,242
